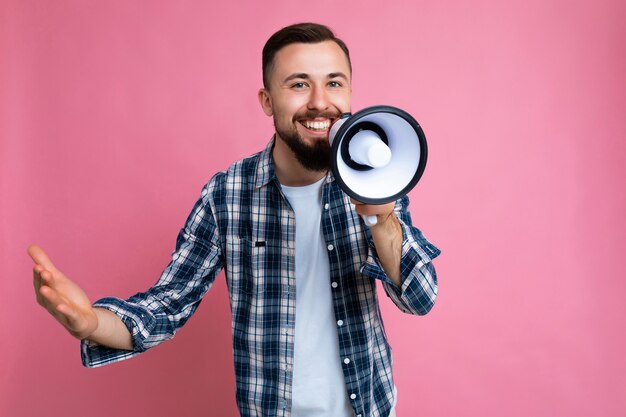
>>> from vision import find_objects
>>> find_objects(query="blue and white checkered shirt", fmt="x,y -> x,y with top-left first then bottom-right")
81,139 -> 440,417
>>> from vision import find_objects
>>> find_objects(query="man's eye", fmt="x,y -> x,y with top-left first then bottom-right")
291,82 -> 307,89
328,81 -> 342,88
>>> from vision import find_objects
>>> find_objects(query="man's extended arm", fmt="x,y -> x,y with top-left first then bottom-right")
29,175 -> 226,365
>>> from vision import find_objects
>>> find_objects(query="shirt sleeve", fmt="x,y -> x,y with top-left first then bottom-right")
81,179 -> 224,368
359,195 -> 441,315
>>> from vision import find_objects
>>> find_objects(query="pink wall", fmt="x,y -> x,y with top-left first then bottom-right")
2,1 -> 625,416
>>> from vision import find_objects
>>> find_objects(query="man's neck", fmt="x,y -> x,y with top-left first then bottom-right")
272,136 -> 327,186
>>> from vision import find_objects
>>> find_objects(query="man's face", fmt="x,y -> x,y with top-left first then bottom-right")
259,41 -> 352,171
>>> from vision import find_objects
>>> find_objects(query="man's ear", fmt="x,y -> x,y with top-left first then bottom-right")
258,88 -> 273,116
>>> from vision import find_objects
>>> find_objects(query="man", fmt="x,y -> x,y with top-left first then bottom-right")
29,22 -> 440,417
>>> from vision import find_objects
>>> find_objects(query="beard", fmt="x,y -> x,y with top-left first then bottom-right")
274,111 -> 338,172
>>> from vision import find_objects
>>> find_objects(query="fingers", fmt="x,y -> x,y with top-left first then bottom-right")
349,199 -> 395,216
33,266 -> 44,305
27,245 -> 57,272
39,282 -> 63,311
34,266 -> 57,304
38,272 -> 69,320
38,284 -> 79,331
30,245 -> 58,307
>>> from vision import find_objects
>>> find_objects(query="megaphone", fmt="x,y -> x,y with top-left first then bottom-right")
328,105 -> 428,226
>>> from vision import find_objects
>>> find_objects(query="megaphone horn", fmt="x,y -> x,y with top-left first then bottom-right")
328,105 -> 428,226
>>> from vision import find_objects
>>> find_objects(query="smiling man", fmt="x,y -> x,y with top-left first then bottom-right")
29,23 -> 440,417
259,39 -> 350,180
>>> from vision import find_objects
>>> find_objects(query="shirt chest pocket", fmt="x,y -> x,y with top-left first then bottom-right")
227,236 -> 286,296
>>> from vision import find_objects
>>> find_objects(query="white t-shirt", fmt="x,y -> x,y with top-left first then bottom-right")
281,177 -> 353,417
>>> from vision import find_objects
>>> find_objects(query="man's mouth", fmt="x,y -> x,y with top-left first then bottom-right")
298,118 -> 335,133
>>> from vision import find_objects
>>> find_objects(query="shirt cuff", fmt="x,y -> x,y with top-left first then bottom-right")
80,297 -> 154,368
360,219 -> 440,295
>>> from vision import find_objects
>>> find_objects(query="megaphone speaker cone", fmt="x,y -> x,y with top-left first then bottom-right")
329,105 -> 428,205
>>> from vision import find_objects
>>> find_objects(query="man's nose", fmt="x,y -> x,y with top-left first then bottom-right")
307,86 -> 330,111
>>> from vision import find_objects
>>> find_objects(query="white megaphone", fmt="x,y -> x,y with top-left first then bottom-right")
328,105 -> 428,226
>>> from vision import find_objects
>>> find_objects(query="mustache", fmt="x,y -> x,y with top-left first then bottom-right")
295,110 -> 342,120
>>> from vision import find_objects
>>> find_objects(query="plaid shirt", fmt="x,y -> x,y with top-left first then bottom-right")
81,139 -> 440,417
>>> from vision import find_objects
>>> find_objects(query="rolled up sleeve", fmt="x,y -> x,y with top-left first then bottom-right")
81,179 -> 224,367
360,195 -> 440,315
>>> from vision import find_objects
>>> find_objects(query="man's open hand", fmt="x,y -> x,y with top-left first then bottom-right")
28,245 -> 98,340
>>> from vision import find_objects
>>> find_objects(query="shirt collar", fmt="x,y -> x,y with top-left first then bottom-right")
254,137 -> 278,189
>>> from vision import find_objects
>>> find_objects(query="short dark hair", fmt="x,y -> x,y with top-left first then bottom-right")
262,22 -> 351,89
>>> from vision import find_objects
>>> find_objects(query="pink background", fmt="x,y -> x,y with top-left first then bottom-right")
2,1 -> 625,416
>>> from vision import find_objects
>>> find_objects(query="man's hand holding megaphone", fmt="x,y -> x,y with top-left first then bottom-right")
328,105 -> 428,286
350,198 -> 396,226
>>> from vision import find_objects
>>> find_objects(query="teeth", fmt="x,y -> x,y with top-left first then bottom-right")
303,120 -> 331,131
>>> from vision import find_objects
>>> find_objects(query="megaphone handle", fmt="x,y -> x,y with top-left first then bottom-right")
362,214 -> 378,226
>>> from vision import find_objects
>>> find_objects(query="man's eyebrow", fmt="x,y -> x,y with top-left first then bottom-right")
282,72 -> 350,84
283,73 -> 310,83
328,72 -> 349,81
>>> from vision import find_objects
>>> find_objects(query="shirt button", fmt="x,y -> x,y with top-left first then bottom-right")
327,244 -> 334,251
344,358 -> 350,364
337,320 -> 344,326
350,393 -> 357,400
324,203 -> 330,210
331,282 -> 338,288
